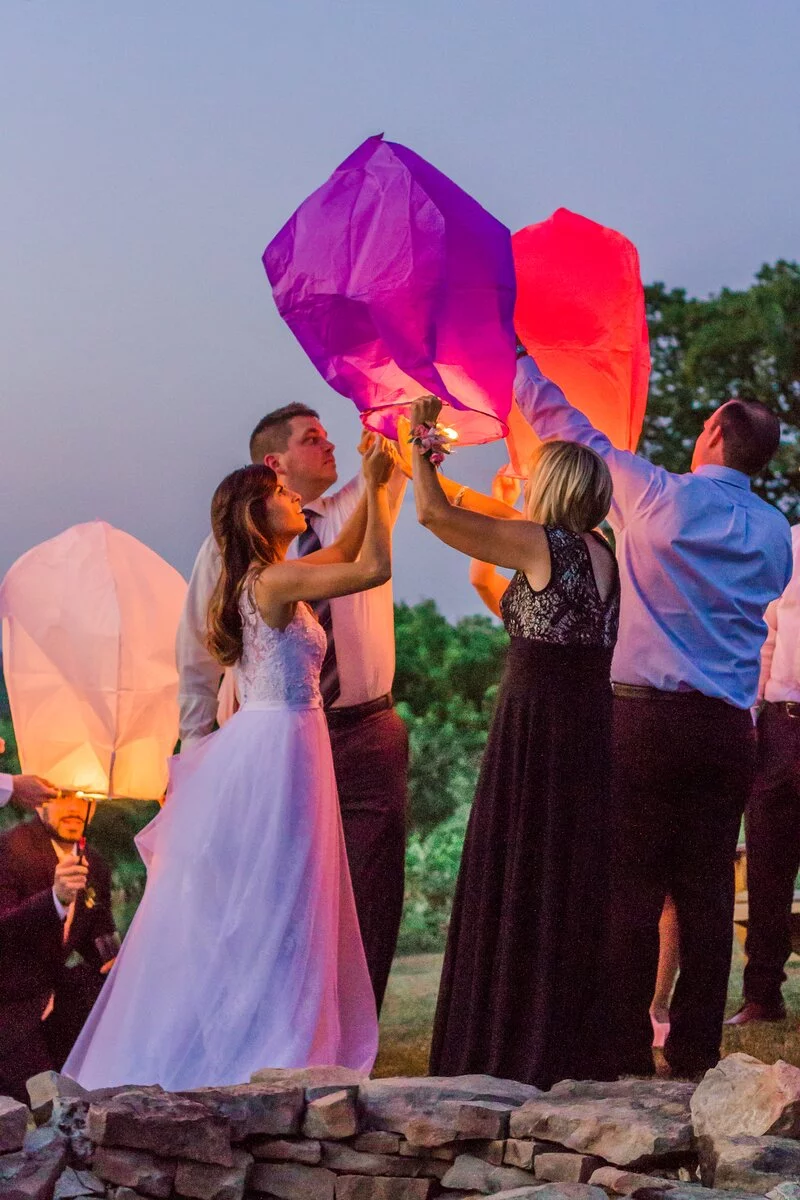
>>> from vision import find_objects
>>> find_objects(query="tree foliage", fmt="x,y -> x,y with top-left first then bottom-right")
393,601 -> 507,834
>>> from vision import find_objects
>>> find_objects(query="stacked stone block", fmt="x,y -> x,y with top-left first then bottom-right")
2,1054 -> 800,1199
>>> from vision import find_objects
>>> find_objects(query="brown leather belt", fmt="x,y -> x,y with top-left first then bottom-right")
325,692 -> 393,729
612,683 -> 703,701
766,700 -> 800,719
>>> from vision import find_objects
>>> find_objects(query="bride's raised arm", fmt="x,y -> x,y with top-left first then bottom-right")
255,439 -> 393,611
299,434 -> 405,567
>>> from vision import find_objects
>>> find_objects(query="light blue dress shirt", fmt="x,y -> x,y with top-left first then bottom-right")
515,355 -> 792,709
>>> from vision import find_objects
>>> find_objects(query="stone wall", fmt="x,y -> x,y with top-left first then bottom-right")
3,1055 -> 800,1200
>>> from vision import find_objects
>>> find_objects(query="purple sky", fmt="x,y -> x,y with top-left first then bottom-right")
2,0 -> 798,618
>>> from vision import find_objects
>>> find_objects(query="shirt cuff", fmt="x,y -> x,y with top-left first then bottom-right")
0,773 -> 12,807
52,888 -> 68,921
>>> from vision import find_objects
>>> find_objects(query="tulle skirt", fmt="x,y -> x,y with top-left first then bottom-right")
64,701 -> 378,1090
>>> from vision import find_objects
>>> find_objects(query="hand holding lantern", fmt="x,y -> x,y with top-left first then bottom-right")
53,854 -> 88,907
409,396 -> 458,467
361,435 -> 395,488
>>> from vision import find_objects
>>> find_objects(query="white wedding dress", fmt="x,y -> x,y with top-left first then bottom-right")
65,596 -> 378,1089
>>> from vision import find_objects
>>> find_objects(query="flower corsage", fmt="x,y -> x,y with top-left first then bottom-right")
410,422 -> 458,467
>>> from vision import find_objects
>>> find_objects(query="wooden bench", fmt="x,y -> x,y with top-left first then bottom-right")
733,844 -> 800,954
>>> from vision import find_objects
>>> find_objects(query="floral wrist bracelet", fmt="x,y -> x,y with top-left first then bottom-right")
410,422 -> 457,468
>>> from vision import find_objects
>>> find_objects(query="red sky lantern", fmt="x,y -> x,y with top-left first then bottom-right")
508,208 -> 651,476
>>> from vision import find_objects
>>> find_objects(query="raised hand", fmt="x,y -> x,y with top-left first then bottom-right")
492,469 -> 522,508
410,395 -> 443,429
54,853 -> 89,907
394,416 -> 414,480
361,435 -> 395,488
357,428 -> 375,456
12,774 -> 59,811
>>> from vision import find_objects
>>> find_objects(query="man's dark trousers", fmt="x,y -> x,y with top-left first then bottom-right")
328,701 -> 408,1014
742,702 -> 800,1011
601,691 -> 756,1079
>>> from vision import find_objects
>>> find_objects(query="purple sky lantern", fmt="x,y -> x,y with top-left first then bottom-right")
263,135 -> 517,445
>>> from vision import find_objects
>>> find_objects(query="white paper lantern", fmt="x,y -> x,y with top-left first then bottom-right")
0,521 -> 187,800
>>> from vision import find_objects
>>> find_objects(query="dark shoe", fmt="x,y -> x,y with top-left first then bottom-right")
725,1000 -> 786,1026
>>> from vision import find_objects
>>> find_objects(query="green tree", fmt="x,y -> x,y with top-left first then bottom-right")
399,802 -> 470,954
399,698 -> 488,834
0,692 -> 21,831
394,601 -> 508,833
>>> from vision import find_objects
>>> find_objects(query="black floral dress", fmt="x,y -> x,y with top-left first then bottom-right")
429,526 -> 620,1088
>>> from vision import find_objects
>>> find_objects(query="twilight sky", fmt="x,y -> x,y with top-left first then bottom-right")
2,0 -> 798,619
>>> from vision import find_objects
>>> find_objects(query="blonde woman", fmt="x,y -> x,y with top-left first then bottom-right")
410,395 -> 619,1088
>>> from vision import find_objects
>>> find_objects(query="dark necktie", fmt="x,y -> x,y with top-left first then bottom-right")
297,511 -> 341,708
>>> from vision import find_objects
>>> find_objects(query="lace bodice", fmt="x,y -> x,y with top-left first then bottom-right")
234,594 -> 326,707
500,526 -> 620,648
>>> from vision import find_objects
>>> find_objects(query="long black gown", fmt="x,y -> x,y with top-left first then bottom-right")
429,526 -> 620,1088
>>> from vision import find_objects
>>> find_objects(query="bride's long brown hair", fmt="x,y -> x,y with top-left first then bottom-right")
206,464 -> 281,667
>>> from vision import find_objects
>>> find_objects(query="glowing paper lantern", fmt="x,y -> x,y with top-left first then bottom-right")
0,521 -> 186,800
508,208 -> 651,475
264,134 -> 516,445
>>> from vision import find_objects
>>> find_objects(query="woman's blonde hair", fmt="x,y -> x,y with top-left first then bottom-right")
524,440 -> 612,533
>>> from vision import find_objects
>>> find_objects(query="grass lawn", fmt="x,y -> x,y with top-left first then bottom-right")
375,940 -> 800,1078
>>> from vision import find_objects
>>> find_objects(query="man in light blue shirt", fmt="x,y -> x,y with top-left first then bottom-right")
515,351 -> 791,1079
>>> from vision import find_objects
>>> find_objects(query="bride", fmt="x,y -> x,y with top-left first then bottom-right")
65,437 -> 394,1089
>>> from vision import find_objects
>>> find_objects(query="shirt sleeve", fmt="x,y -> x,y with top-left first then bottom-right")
176,534 -> 223,747
758,599 -> 779,699
52,888 -> 68,920
514,355 -> 666,525
0,774 -> 12,807
322,473 -> 366,526
0,884 -> 62,944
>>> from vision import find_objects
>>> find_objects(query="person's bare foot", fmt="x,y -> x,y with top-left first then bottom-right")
650,1007 -> 670,1049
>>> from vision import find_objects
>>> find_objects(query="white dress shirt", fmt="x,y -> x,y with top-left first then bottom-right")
760,524 -> 800,703
176,474 -> 397,746
49,839 -> 73,921
515,355 -> 792,709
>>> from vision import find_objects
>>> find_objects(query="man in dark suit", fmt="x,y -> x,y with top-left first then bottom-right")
0,795 -> 118,1102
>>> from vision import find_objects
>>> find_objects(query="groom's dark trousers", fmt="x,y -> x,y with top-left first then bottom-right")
327,698 -> 408,1015
601,688 -> 756,1079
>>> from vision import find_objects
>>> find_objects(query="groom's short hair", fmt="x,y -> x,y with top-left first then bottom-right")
249,403 -> 320,463
717,399 -> 781,476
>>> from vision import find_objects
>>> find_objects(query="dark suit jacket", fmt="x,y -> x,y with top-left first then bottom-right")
0,817 -> 116,1051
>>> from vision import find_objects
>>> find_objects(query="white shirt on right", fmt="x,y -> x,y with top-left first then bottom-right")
760,523 -> 800,703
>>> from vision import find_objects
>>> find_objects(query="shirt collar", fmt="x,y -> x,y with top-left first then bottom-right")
302,496 -> 328,518
693,464 -> 752,490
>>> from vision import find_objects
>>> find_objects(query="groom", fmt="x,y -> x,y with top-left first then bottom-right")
178,403 -> 408,1013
